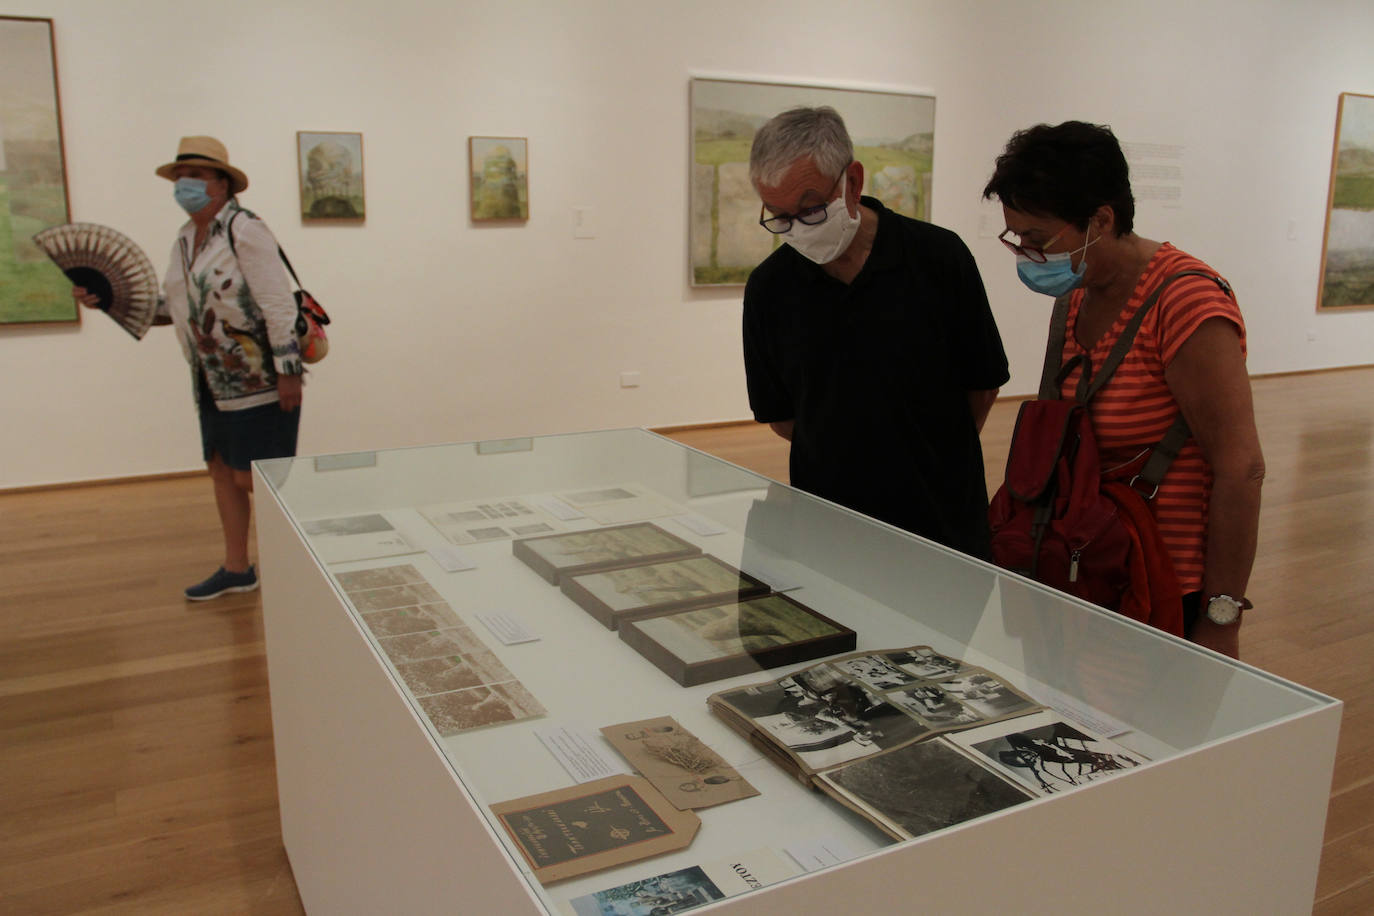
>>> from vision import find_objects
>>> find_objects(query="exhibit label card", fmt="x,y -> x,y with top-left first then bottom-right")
783,836 -> 863,872
476,611 -> 541,645
671,513 -> 727,536
536,726 -> 629,783
601,716 -> 758,810
491,775 -> 699,885
567,847 -> 802,916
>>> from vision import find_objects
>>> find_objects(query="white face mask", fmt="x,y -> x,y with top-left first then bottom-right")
783,175 -> 860,264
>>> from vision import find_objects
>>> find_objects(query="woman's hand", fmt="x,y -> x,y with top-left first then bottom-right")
277,373 -> 303,411
72,287 -> 101,309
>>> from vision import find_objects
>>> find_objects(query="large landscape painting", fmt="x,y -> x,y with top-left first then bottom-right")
0,16 -> 73,327
1319,92 -> 1374,310
690,78 -> 934,287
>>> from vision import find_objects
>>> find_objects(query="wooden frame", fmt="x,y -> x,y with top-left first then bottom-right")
297,131 -> 365,222
1,16 -> 75,328
469,136 -> 528,221
689,76 -> 935,286
512,522 -> 700,586
1317,92 -> 1374,311
559,555 -> 769,630
619,593 -> 856,687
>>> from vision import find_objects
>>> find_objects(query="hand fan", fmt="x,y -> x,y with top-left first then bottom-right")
31,223 -> 160,340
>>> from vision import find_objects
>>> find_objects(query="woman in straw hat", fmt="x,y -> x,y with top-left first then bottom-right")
75,136 -> 303,600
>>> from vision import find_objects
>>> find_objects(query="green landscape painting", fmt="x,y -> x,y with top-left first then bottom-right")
1319,92 -> 1374,310
1,17 -> 74,326
690,78 -> 934,286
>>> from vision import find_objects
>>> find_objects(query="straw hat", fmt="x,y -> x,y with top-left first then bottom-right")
155,136 -> 249,194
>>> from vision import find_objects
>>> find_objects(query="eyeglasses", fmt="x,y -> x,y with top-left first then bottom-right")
997,224 -> 1069,263
758,165 -> 849,234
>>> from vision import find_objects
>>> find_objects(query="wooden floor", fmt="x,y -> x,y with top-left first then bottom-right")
1,367 -> 1370,914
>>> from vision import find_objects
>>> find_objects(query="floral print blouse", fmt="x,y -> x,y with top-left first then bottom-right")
160,200 -> 302,410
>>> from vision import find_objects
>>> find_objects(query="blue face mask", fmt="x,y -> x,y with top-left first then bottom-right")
173,177 -> 212,214
1015,229 -> 1099,297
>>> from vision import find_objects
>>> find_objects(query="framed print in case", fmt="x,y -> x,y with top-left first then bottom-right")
560,555 -> 769,630
469,136 -> 528,221
1318,92 -> 1374,310
1,16 -> 75,328
512,521 -> 701,586
619,593 -> 857,687
297,131 -> 365,221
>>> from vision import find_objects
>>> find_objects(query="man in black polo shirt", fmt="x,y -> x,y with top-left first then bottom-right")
743,107 -> 1008,558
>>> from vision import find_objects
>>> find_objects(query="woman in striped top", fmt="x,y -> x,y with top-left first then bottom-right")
983,121 -> 1263,659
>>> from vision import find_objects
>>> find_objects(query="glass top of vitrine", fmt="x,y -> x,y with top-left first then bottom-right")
257,428 -> 1334,912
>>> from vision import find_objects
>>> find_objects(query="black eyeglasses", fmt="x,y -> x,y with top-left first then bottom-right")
997,225 -> 1069,263
758,165 -> 849,234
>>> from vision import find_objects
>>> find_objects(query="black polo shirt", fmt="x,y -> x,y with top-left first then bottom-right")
742,196 -> 1009,558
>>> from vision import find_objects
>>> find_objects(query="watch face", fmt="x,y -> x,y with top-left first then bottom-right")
1206,597 -> 1241,625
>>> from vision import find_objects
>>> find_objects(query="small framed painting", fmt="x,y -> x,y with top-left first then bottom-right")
512,522 -> 701,585
1,16 -> 76,328
297,131 -> 365,222
619,593 -> 856,687
1318,92 -> 1374,310
560,554 -> 769,630
469,136 -> 528,221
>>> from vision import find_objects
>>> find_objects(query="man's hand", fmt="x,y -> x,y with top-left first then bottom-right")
278,373 -> 303,411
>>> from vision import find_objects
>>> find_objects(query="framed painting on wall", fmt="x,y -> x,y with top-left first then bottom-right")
689,77 -> 935,287
469,136 -> 528,221
1318,92 -> 1374,311
1,16 -> 75,327
297,131 -> 365,222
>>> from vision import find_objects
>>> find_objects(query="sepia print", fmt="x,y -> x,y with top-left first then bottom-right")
334,563 -> 425,592
561,555 -> 768,629
513,521 -> 700,585
619,593 -> 855,686
418,680 -> 545,737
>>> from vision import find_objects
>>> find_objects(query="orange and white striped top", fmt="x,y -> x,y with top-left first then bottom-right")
1058,243 -> 1245,592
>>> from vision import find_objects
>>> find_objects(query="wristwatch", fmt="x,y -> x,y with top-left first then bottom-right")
1205,594 -> 1251,626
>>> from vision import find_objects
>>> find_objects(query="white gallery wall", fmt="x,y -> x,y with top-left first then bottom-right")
3,0 -> 1372,488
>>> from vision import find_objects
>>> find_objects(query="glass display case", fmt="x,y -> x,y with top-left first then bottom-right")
253,429 -> 1340,915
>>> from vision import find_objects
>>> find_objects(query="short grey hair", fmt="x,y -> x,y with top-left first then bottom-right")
749,106 -> 854,189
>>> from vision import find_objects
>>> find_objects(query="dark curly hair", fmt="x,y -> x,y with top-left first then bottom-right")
983,121 -> 1134,236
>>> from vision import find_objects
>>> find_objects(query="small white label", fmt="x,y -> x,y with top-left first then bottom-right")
747,559 -> 805,593
1037,686 -> 1133,738
671,513 -> 727,536
784,837 -> 861,872
475,611 -> 540,645
428,544 -> 477,572
536,498 -> 585,521
535,726 -> 627,783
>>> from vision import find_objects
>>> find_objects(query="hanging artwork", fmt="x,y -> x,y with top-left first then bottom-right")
689,77 -> 935,287
1318,92 -> 1374,311
297,131 -> 365,222
469,136 -> 528,221
1,16 -> 75,327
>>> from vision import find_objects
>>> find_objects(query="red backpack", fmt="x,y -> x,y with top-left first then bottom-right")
988,270 -> 1231,633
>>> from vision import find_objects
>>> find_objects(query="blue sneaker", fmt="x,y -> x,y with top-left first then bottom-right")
185,565 -> 259,601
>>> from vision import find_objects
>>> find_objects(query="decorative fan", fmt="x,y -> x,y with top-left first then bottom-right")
31,223 -> 160,340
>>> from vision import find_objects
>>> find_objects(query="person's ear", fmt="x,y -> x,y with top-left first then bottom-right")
845,159 -> 865,212
1091,204 -> 1116,237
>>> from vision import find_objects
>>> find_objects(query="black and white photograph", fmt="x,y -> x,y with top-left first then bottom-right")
556,484 -> 678,525
419,496 -> 565,545
832,654 -> 917,690
300,512 -> 421,564
884,647 -> 969,680
937,674 -> 1040,720
953,718 -> 1147,796
818,739 -> 1034,841
886,684 -> 980,727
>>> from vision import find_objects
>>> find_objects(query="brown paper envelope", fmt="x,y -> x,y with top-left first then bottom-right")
602,715 -> 760,810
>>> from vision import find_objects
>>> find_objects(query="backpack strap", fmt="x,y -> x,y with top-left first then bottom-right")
1038,268 -> 1234,495
226,206 -> 303,290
